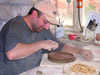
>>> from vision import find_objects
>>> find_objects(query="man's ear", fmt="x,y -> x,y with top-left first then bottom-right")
32,10 -> 38,17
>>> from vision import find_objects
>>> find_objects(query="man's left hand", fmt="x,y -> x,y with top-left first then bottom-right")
80,49 -> 94,61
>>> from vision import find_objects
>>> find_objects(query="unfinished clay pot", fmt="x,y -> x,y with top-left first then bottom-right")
48,52 -> 76,63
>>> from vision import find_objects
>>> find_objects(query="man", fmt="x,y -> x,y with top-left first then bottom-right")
0,0 -> 93,75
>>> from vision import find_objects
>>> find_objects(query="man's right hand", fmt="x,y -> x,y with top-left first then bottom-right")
40,40 -> 59,51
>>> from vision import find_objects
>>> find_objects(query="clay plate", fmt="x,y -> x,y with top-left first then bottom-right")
48,52 -> 76,63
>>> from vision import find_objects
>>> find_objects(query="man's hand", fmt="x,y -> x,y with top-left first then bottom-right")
40,40 -> 59,51
80,49 -> 94,61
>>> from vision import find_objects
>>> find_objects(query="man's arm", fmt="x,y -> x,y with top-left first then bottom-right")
60,44 -> 94,61
61,44 -> 81,54
6,40 -> 58,60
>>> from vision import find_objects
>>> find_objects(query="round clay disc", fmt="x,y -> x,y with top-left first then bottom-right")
48,52 -> 76,63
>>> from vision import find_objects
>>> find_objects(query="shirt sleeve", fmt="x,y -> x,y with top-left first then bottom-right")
3,25 -> 19,65
43,30 -> 65,53
5,33 -> 19,52
4,20 -> 20,52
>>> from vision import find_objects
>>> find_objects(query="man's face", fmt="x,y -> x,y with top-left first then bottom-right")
32,14 -> 50,32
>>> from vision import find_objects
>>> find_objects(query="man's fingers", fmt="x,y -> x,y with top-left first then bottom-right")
81,50 -> 94,61
84,51 -> 94,61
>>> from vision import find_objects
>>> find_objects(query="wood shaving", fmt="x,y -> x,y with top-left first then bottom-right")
70,63 -> 96,74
